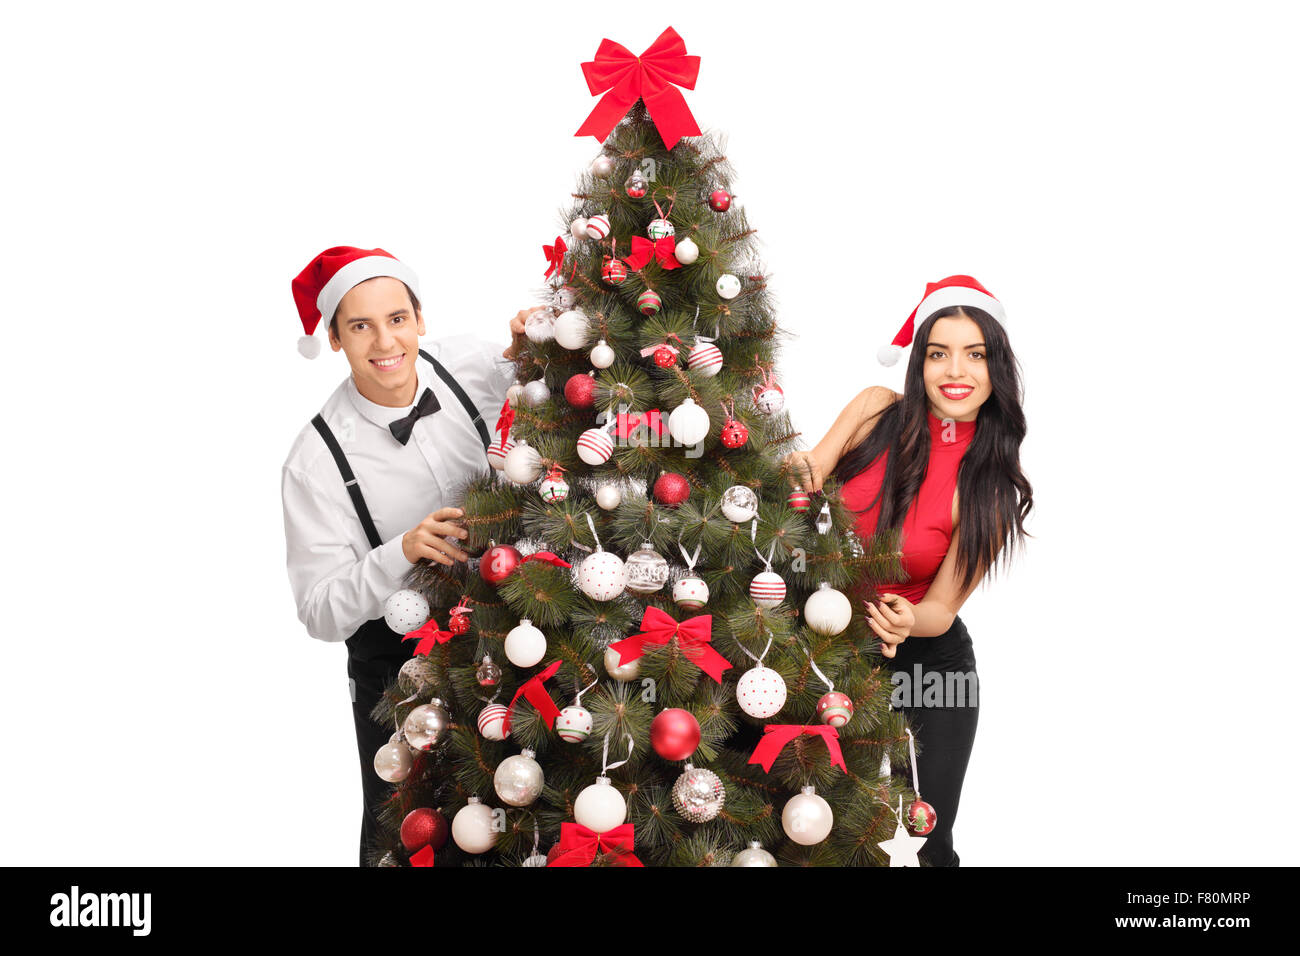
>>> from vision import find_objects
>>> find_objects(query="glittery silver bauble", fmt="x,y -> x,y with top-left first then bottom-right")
720,485 -> 759,523
731,841 -> 777,867
604,645 -> 640,681
374,732 -> 414,783
671,763 -> 726,823
402,698 -> 451,752
379,851 -> 400,867
624,542 -> 669,594
494,748 -> 545,807
522,379 -> 552,408
398,656 -> 436,693
521,853 -> 549,867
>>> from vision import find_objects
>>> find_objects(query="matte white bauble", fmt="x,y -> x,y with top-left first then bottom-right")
503,440 -> 543,484
595,483 -> 623,511
570,217 -> 590,243
716,274 -> 741,299
672,574 -> 710,611
804,582 -> 853,636
451,796 -> 498,854
590,339 -> 616,369
504,618 -> 547,667
573,776 -> 627,832
668,398 -> 710,446
604,645 -> 640,681
782,786 -> 833,846
553,309 -> 590,350
383,589 -> 429,634
673,237 -> 699,264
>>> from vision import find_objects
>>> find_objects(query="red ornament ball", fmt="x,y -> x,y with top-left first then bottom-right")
653,472 -> 691,507
400,807 -> 450,852
708,189 -> 732,212
601,256 -> 628,285
653,344 -> 678,369
479,544 -> 522,584
908,799 -> 938,836
815,690 -> 854,727
448,611 -> 471,636
650,708 -> 701,761
564,372 -> 597,408
787,488 -> 812,512
720,418 -> 749,449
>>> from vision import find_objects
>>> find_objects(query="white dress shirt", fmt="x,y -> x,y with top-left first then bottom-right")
282,334 -> 516,643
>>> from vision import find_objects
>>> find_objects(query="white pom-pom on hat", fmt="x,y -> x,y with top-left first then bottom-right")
879,275 -> 1006,366
298,335 -> 322,359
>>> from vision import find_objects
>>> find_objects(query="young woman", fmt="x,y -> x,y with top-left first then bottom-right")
784,275 -> 1033,866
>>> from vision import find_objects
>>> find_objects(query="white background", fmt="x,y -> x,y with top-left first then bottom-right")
2,0 -> 1295,866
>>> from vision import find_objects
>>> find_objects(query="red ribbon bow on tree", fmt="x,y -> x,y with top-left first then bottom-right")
747,724 -> 848,774
495,398 -> 515,441
574,26 -> 702,151
409,845 -> 436,867
546,822 -> 643,867
543,236 -> 569,279
623,236 -> 681,271
611,408 -> 665,439
609,606 -> 732,683
403,617 -> 455,656
503,660 -> 562,736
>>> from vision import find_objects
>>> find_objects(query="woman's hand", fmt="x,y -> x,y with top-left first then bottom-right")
867,593 -> 916,659
503,308 -> 535,360
783,450 -> 824,493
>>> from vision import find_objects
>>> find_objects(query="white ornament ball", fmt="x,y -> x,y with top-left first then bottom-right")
506,382 -> 525,408
782,786 -> 833,846
604,645 -> 641,681
373,733 -> 413,783
749,571 -> 787,608
667,398 -> 710,446
539,474 -> 569,503
720,485 -> 760,523
804,582 -> 853,636
590,339 -> 616,369
716,273 -> 741,299
503,440 -> 543,484
591,154 -> 614,177
585,214 -> 611,240
522,379 -> 551,408
647,218 -> 675,240
487,437 -> 515,471
553,309 -> 590,350
451,796 -> 498,854
403,699 -> 451,751
732,841 -> 778,867
555,286 -> 578,310
736,665 -> 787,719
476,703 -> 510,741
494,749 -> 544,807
577,549 -> 627,601
524,306 -> 557,343
686,341 -> 723,376
595,483 -> 623,511
673,237 -> 699,265
505,618 -> 547,668
573,776 -> 627,833
672,574 -> 710,611
624,542 -> 669,594
755,385 -> 786,415
555,705 -> 593,742
383,589 -> 429,634
570,217 -> 590,243
577,427 -> 615,466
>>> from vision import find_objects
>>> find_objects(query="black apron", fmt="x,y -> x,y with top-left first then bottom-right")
310,349 -> 491,866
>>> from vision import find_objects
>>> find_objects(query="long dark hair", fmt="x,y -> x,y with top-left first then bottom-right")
832,306 -> 1033,594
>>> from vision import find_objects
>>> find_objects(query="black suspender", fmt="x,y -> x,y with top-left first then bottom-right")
311,351 -> 491,550
420,348 -> 491,450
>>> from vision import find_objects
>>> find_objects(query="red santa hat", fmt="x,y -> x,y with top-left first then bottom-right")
878,274 -> 1006,366
291,246 -> 421,358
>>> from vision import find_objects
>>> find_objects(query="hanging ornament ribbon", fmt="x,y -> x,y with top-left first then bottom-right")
574,26 -> 702,151
613,408 -> 666,439
503,660 -> 563,736
750,518 -> 778,571
797,640 -> 835,693
542,235 -> 568,279
547,822 -> 643,867
624,235 -> 681,271
403,617 -> 455,656
609,606 -> 732,683
521,550 -> 574,569
747,724 -> 848,774
752,364 -> 779,403
905,727 -> 922,796
409,845 -> 436,866
638,332 -> 685,361
677,538 -> 702,571
495,398 -> 515,441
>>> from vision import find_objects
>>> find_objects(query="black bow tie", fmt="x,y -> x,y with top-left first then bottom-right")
389,388 -> 441,445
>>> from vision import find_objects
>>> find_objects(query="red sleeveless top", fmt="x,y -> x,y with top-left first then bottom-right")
839,409 -> 977,604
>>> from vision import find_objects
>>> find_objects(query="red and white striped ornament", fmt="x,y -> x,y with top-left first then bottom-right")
477,703 -> 510,741
638,289 -> 663,316
585,214 -> 611,240
601,256 -> 628,285
577,427 -> 615,465
749,571 -> 787,608
487,437 -> 515,471
687,341 -> 723,376
787,487 -> 812,512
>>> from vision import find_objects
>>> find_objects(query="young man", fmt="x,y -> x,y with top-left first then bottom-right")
281,245 -> 527,865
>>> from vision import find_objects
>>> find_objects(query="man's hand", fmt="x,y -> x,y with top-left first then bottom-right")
402,507 -> 470,565
867,593 -> 916,659
503,308 -> 536,360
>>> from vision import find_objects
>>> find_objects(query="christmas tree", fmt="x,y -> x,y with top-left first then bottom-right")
367,28 -> 929,867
